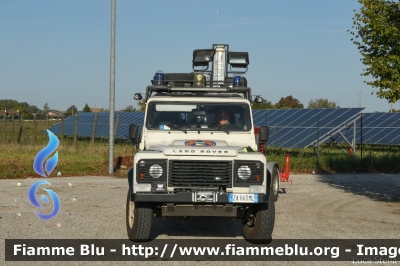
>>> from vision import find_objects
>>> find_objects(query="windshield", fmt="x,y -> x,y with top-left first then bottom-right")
146,101 -> 252,132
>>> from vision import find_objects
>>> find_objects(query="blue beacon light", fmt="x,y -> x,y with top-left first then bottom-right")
153,70 -> 164,86
233,75 -> 242,87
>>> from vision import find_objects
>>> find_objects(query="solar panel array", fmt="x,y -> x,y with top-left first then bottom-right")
48,108 -> 371,148
335,112 -> 400,145
48,112 -> 144,139
253,108 -> 365,148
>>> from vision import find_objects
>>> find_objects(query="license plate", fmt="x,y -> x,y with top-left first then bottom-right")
228,193 -> 258,203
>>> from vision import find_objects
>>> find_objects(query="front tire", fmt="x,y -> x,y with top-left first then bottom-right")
126,190 -> 153,241
242,187 -> 275,243
272,166 -> 280,202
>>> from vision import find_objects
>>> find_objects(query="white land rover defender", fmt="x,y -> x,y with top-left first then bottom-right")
127,44 -> 280,243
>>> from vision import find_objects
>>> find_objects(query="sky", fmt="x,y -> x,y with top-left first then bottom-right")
1,0 -> 399,113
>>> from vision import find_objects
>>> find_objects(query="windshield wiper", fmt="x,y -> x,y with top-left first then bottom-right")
170,124 -> 187,133
214,127 -> 230,134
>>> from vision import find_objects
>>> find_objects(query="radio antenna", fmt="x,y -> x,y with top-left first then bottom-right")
216,10 -> 219,44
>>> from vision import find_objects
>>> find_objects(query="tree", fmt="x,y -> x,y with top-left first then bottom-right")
0,99 -> 38,114
17,106 -> 26,116
121,105 -> 137,112
308,98 -> 338,108
43,103 -> 50,114
275,95 -> 304,109
252,98 -> 275,109
0,99 -> 20,110
66,105 -> 78,115
83,103 -> 91,112
349,0 -> 400,103
0,99 -> 40,119
137,100 -> 146,112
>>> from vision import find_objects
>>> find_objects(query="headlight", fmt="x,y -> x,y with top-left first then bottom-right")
136,160 -> 166,182
149,164 -> 163,178
238,165 -> 251,179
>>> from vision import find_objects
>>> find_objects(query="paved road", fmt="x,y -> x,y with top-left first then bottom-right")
1,173 -> 400,265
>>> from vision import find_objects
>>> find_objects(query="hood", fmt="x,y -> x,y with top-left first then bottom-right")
148,139 -> 240,156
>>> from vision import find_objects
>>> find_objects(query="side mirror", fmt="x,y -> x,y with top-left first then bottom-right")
254,95 -> 263,103
129,124 -> 138,140
259,126 -> 269,142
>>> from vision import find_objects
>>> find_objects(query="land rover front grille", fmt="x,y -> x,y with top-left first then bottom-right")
168,160 -> 232,187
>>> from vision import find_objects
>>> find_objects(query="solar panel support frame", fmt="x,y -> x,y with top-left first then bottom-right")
307,114 -> 362,155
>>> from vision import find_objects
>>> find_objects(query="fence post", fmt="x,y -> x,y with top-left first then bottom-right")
91,114 -> 98,145
61,114 -> 64,145
12,115 -> 15,144
46,114 -> 49,129
25,115 -> 30,144
2,114 -> 5,142
74,113 -> 78,149
33,113 -> 37,145
113,114 -> 120,142
17,114 -> 23,144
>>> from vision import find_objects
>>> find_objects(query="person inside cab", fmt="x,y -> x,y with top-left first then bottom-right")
214,109 -> 232,127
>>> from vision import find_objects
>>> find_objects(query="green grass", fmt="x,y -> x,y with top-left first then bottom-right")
2,119 -> 400,178
265,145 -> 400,174
0,118 -> 139,179
0,139 -> 136,179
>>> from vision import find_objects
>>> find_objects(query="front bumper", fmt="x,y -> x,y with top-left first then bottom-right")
132,191 -> 268,203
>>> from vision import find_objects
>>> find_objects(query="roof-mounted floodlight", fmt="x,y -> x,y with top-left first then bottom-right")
134,93 -> 142,100
192,49 -> 215,70
227,52 -> 249,72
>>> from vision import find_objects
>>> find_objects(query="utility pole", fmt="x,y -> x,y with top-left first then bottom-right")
357,90 -> 363,107
109,0 -> 116,174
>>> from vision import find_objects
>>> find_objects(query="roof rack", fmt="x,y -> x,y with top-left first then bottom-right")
144,85 -> 252,102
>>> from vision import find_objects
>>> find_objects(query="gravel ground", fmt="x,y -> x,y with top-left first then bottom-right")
1,173 -> 399,265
